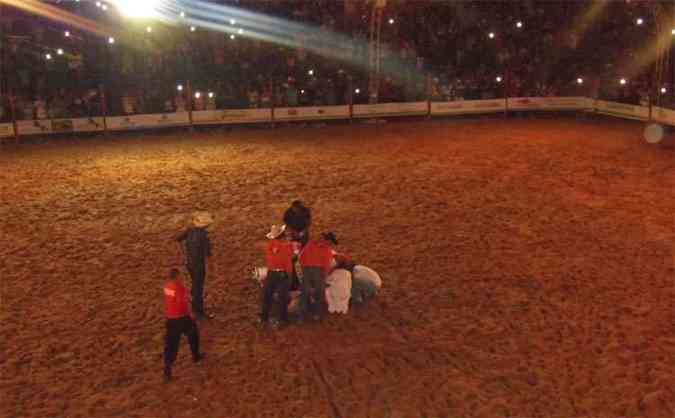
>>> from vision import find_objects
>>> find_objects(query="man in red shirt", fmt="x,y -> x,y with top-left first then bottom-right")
163,268 -> 204,382
298,235 -> 333,322
260,225 -> 294,328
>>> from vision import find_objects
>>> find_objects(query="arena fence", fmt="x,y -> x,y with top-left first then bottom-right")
0,96 -> 673,140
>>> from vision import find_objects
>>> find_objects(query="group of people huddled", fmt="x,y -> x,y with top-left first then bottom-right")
160,202 -> 381,382
257,200 -> 382,329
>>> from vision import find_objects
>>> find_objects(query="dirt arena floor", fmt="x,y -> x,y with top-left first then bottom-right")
0,116 -> 673,418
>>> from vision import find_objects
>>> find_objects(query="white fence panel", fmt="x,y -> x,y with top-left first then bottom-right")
50,117 -> 105,133
651,106 -> 675,126
16,119 -> 52,135
107,112 -> 190,131
353,102 -> 427,118
192,108 -> 272,125
0,123 -> 14,138
274,105 -> 349,121
538,96 -> 589,110
431,99 -> 505,115
595,100 -> 648,121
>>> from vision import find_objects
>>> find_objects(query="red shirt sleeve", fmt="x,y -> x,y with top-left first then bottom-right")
164,281 -> 190,318
266,240 -> 294,275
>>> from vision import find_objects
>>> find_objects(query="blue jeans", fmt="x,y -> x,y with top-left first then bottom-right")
351,277 -> 377,305
299,266 -> 326,318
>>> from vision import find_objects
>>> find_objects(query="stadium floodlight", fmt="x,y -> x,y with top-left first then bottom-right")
308,69 -> 314,76
488,32 -> 495,39
230,34 -> 236,40
208,92 -> 215,98
516,21 -> 523,28
661,87 -> 667,94
672,28 -> 675,35
577,77 -> 584,84
108,37 -> 115,44
636,18 -> 643,25
45,53 -> 52,60
190,26 -> 196,32
180,11 -> 185,18
237,28 -> 244,34
195,92 -> 201,99
65,31 -> 70,37
101,4 -> 108,11
111,0 -> 160,18
146,26 -> 152,33
177,84 -> 183,91
355,88 -> 361,94
620,78 -> 627,85
96,1 -> 101,7
301,89 -> 305,94
57,48 -> 64,55
230,19 -> 236,25
388,18 -> 395,25
496,76 -> 502,83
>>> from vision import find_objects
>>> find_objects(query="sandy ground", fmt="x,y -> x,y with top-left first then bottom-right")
0,117 -> 673,418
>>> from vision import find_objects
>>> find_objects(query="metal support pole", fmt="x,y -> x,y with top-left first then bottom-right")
187,80 -> 194,132
348,76 -> 354,124
10,91 -> 18,142
99,84 -> 108,136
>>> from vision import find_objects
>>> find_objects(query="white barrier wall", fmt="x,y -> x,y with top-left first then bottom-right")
275,105 -> 349,121
0,123 -> 14,138
353,101 -> 427,118
651,107 -> 675,126
193,108 -> 272,125
595,100 -> 649,121
16,119 -> 52,135
51,117 -> 105,133
106,112 -> 190,131
432,99 -> 505,115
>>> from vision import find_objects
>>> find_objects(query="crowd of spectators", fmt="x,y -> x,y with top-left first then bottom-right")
0,0 -> 672,122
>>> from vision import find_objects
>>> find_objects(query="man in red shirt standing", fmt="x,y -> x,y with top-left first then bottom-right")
260,224 -> 294,328
163,268 -> 204,382
298,235 -> 333,322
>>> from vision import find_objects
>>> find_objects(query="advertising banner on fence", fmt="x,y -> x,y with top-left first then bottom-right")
651,106 -> 675,126
508,97 -> 547,111
538,96 -> 589,110
274,105 -> 350,121
353,102 -> 427,118
192,108 -> 272,125
0,123 -> 14,138
51,117 -> 105,133
595,100 -> 648,121
107,112 -> 190,131
431,99 -> 505,115
16,119 -> 52,135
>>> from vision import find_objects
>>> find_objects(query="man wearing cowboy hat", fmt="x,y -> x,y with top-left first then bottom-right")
176,212 -> 214,320
260,224 -> 294,329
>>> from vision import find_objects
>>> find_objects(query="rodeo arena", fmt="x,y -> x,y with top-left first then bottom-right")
1,0 -> 674,417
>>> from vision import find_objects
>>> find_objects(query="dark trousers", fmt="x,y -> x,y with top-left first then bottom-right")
300,266 -> 326,318
187,263 -> 206,315
261,271 -> 291,322
164,316 -> 200,368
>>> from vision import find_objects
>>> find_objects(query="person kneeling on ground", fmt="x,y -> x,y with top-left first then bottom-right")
163,268 -> 204,382
260,224 -> 294,329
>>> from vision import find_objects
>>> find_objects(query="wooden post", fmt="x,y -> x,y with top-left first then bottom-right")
186,81 -> 194,132
9,91 -> 18,142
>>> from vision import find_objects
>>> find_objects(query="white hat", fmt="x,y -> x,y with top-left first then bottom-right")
192,211 -> 214,228
266,224 -> 286,239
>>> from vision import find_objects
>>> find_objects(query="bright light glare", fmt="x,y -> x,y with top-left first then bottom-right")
111,0 -> 159,18
177,84 -> 183,91
96,1 -> 101,7
301,89 -> 305,94
195,92 -> 201,99
620,78 -> 627,85
577,78 -> 583,84
388,18 -> 395,25
108,37 -> 115,44
45,53 -> 52,60
57,48 -> 63,55
101,4 -> 108,11
308,69 -> 314,76
208,92 -> 215,98
636,18 -> 643,25
516,21 -> 523,28
488,32 -> 495,39
237,28 -> 243,34
230,19 -> 236,25
146,26 -> 152,33
661,87 -> 667,94
496,76 -> 502,83
180,11 -> 185,18
672,28 -> 675,35
355,88 -> 360,94
190,26 -> 196,32
65,31 -> 70,37
230,34 -> 235,40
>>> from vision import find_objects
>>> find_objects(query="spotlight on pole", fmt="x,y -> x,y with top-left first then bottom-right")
230,34 -> 236,40
146,26 -> 152,33
45,53 -> 52,60
516,21 -> 523,28
496,76 -> 502,83
190,26 -> 196,32
96,1 -> 101,7
661,87 -> 667,94
301,89 -> 305,94
57,48 -> 64,55
488,32 -> 495,39
308,69 -> 314,76
577,77 -> 584,84
355,88 -> 361,94
230,19 -> 236,25
65,31 -> 70,37
620,78 -> 627,85
636,18 -> 643,25
208,92 -> 215,98
101,4 -> 108,11
180,11 -> 185,18
177,84 -> 183,91
388,18 -> 395,25
195,92 -> 201,99
108,37 -> 115,44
